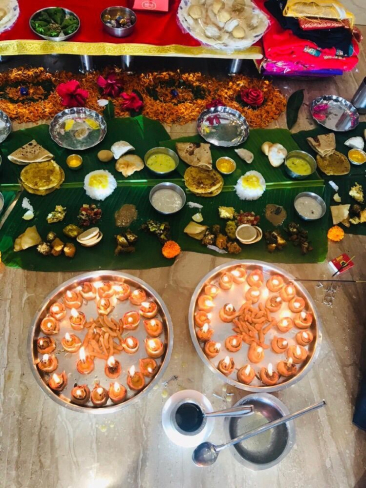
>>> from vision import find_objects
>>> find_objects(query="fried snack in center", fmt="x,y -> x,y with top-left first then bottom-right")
184,166 -> 223,197
115,154 -> 144,177
316,151 -> 350,176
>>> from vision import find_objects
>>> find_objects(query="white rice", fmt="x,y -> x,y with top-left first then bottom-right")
84,170 -> 117,201
234,170 -> 266,201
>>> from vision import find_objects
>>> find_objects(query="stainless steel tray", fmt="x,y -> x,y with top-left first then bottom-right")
0,110 -> 12,143
29,7 -> 80,41
49,108 -> 107,150
189,260 -> 322,393
310,95 -> 359,132
197,106 -> 249,147
28,271 -> 173,413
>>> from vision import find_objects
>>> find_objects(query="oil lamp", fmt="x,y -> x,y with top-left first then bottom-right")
271,336 -> 288,354
49,371 -> 67,392
204,341 -> 221,359
71,384 -> 90,405
91,385 -> 109,407
259,363 -> 279,386
204,284 -> 220,297
225,335 -> 242,353
277,358 -> 297,377
197,295 -> 215,313
96,298 -> 114,315
247,343 -> 264,363
194,311 -> 212,328
219,273 -> 233,290
37,337 -> 56,355
76,347 -> 95,374
49,302 -> 66,320
287,345 -> 308,364
219,303 -> 237,323
40,316 -> 59,335
127,365 -> 145,391
237,364 -> 255,385
37,353 -> 58,373
143,319 -> 163,337
114,283 -> 131,301
129,288 -> 147,306
69,308 -> 86,330
266,275 -> 284,293
217,356 -> 235,376
145,338 -> 164,358
196,323 -> 214,342
80,282 -> 96,300
109,382 -> 127,404
139,358 -> 158,377
97,282 -> 115,299
122,311 -> 140,330
230,267 -> 247,284
63,289 -> 83,309
105,356 -> 122,379
123,336 -> 139,354
139,301 -> 158,319
61,332 -> 82,353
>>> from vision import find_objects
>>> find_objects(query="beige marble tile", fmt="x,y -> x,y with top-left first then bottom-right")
343,0 -> 366,25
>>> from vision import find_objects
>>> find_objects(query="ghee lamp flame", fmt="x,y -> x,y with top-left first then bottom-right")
268,363 -> 273,376
215,343 -> 221,352
76,388 -> 83,397
294,301 -> 300,309
205,299 -> 214,308
127,338 -> 134,347
150,320 -> 156,327
253,275 -> 259,282
79,347 -> 86,362
287,286 -> 294,294
303,332 -> 308,339
226,304 -> 233,312
244,364 -> 251,375
97,387 -> 104,395
224,356 -> 230,366
39,339 -> 44,346
296,346 -> 301,356
222,275 -> 229,283
52,373 -> 61,385
276,297 -> 282,303
207,313 -> 212,320
211,286 -> 218,293
66,290 -> 73,298
114,382 -> 120,392
132,290 -> 139,297
202,324 -> 209,333
70,308 -> 78,318
147,367 -> 153,373
141,301 -> 150,308
107,356 -> 115,368
232,339 -> 237,346
93,281 -> 103,289
129,365 -> 136,376
128,317 -> 133,323
253,290 -> 260,297
148,339 -> 156,350
301,311 -> 307,319
257,347 -> 263,353
42,354 -> 49,363
231,270 -> 240,277
113,285 -> 122,292
65,332 -> 72,343
52,305 -> 60,313
282,339 -> 288,346
288,357 -> 293,366
273,279 -> 279,286
101,299 -> 107,307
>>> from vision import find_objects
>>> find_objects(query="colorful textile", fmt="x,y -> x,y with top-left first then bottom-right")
298,18 -> 350,30
282,0 -> 354,27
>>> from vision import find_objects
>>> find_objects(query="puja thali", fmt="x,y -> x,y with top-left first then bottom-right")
310,95 -> 359,132
197,106 -> 249,147
28,271 -> 173,413
189,261 -> 322,392
49,108 -> 107,151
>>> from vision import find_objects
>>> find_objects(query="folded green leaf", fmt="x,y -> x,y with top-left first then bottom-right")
286,89 -> 304,131
103,100 -> 115,120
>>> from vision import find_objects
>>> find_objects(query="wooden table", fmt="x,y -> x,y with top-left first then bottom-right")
1,37 -> 366,487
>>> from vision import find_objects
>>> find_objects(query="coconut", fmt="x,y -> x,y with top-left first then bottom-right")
268,143 -> 287,167
344,136 -> 364,150
235,148 -> 254,164
261,141 -> 272,156
111,141 -> 135,159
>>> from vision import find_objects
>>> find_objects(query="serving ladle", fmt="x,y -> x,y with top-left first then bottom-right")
192,400 -> 326,467
204,405 -> 253,418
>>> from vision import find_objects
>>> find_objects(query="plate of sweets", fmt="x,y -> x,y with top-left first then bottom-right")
28,271 -> 173,412
189,261 -> 321,392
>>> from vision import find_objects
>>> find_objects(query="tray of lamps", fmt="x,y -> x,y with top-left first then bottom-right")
189,261 -> 321,392
28,271 -> 173,412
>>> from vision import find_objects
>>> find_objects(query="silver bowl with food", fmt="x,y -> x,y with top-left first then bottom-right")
30,7 -> 80,41
101,7 -> 136,38
294,192 -> 326,221
149,182 -> 186,215
144,147 -> 179,176
284,150 -> 317,180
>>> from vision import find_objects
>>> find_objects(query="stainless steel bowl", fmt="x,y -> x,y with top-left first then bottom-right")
149,182 -> 186,215
101,7 -> 136,38
224,393 -> 295,470
294,192 -> 326,221
29,7 -> 80,41
284,150 -> 317,180
144,147 -> 179,176
0,192 -> 4,215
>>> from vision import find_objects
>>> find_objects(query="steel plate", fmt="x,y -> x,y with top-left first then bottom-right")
310,95 -> 359,132
29,7 -> 80,41
0,110 -> 12,143
197,107 -> 249,147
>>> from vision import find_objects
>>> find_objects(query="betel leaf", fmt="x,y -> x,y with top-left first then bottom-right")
103,100 -> 115,120
286,89 -> 304,130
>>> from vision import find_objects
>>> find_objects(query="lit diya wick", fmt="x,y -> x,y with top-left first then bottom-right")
230,267 -> 247,284
129,288 -> 147,306
109,382 -> 127,404
217,356 -> 235,376
114,283 -> 131,301
127,365 -> 145,391
204,284 -> 220,298
96,298 -> 114,316
48,371 -> 67,392
296,331 -> 314,346
145,338 -> 164,358
280,283 -> 296,302
105,356 -> 122,379
265,295 -> 283,313
277,357 -> 297,377
237,364 -> 255,385
76,347 -> 95,374
287,345 -> 308,364
219,273 -> 233,290
63,289 -> 83,309
289,297 -> 305,313
197,295 -> 215,312
40,316 -> 60,335
49,302 -> 66,320
194,311 -> 212,328
123,311 -> 140,330
144,319 -> 163,337
225,335 -> 242,352
79,282 -> 96,300
69,308 -> 86,331
91,385 -> 109,407
259,363 -> 279,386
294,311 -> 313,329
71,384 -> 90,405
219,303 -> 237,323
38,353 -> 58,373
266,275 -> 284,293
139,358 -> 158,377
61,332 -> 82,353
271,336 -> 288,354
196,323 -> 214,342
139,301 -> 158,319
277,317 -> 294,333
123,336 -> 139,354
248,343 -> 264,363
37,336 -> 56,354
245,287 -> 261,304
247,269 -> 264,288
97,281 -> 115,299
204,341 -> 221,358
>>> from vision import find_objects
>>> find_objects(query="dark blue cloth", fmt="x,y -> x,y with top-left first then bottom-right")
353,377 -> 366,431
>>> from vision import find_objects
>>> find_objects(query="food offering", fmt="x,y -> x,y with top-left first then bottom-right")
84,170 -> 117,201
284,150 -> 316,179
235,171 -> 266,201
20,161 -> 65,195
176,142 -> 212,170
149,183 -> 186,215
261,142 -> 287,168
28,271 -> 173,412
49,108 -> 107,151
0,0 -> 19,36
184,167 -> 224,197
189,261 -> 321,392
145,147 -> 179,175
101,6 -> 136,37
30,7 -> 80,41
216,157 -> 236,175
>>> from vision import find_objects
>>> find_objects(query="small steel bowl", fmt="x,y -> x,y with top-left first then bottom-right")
0,110 -> 11,144
149,182 -> 186,215
294,192 -> 326,221
216,156 -> 236,175
348,149 -> 366,165
0,191 -> 4,215
144,147 -> 179,176
101,7 -> 136,38
284,150 -> 317,180
224,393 -> 295,470
29,7 -> 80,41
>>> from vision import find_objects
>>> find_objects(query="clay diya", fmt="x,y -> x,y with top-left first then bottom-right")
123,336 -> 139,354
196,323 -> 214,342
230,267 -> 247,284
277,317 -> 294,333
40,316 -> 60,335
144,318 -> 163,337
245,287 -> 261,304
109,382 -> 127,404
105,356 -> 122,379
219,303 -> 237,323
71,384 -> 90,405
266,275 -> 284,293
271,336 -> 289,354
204,284 -> 220,297
194,311 -> 212,328
265,295 -> 283,313
97,298 -> 114,315
139,358 -> 158,377
123,311 -> 140,330
204,341 -> 221,358
38,353 -> 58,373
49,302 -> 66,320
247,342 -> 264,363
277,358 -> 297,377
219,272 -> 233,290
237,364 -> 255,385
37,337 -> 56,354
97,282 -> 115,299
289,297 -> 306,313
247,269 -> 264,288
294,311 -> 313,329
225,335 -> 242,353
127,365 -> 145,391
217,356 -> 235,376
114,283 -> 131,301
287,345 -> 308,364
296,331 -> 314,346
91,385 -> 109,407
259,363 -> 279,386
76,347 -> 95,374
197,295 -> 215,312
280,283 -> 296,302
80,282 -> 96,300
61,332 -> 82,353
48,371 -> 67,392
63,289 -> 83,309
69,308 -> 86,331
139,301 -> 158,319
129,288 -> 147,306
145,338 -> 164,358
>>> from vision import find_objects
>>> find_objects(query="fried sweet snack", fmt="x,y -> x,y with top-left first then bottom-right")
316,151 -> 350,176
184,166 -> 223,197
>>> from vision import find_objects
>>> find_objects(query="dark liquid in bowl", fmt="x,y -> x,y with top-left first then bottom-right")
175,403 -> 204,433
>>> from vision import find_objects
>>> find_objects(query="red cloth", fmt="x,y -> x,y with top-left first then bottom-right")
0,0 -> 200,47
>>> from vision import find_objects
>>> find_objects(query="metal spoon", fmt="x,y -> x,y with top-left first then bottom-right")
193,400 -> 326,467
204,405 -> 253,418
